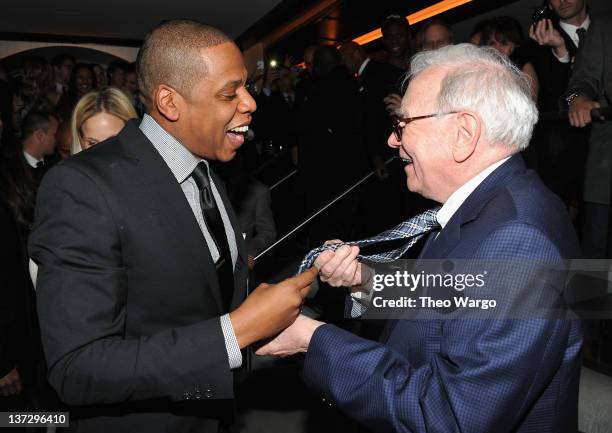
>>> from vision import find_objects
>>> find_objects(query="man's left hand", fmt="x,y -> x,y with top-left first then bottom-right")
255,315 -> 324,357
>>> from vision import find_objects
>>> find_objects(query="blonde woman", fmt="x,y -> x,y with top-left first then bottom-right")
71,86 -> 138,154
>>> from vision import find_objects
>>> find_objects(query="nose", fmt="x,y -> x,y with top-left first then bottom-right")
239,87 -> 257,114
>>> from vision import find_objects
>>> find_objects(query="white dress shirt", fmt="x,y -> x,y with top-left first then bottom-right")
350,156 -> 511,315
139,114 -> 242,370
553,15 -> 591,63
23,151 -> 43,168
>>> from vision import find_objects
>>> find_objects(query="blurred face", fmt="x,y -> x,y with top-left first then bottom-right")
549,0 -> 586,21
55,59 -> 74,84
423,24 -> 451,50
56,124 -> 72,159
93,65 -> 107,86
176,42 -> 256,162
382,22 -> 410,58
339,45 -> 360,75
110,68 -> 126,87
125,72 -> 138,94
487,36 -> 516,58
41,116 -> 59,155
76,67 -> 94,94
80,111 -> 126,149
387,68 -> 455,202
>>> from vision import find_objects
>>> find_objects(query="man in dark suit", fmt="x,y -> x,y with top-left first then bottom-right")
258,44 -> 583,432
564,13 -> 612,258
340,41 -> 421,236
29,20 -> 315,433
20,110 -> 59,182
527,0 -> 590,218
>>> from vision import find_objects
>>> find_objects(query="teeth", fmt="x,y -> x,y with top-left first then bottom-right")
402,157 -> 413,164
229,125 -> 249,133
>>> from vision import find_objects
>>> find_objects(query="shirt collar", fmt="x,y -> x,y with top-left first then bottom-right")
139,114 -> 208,183
559,15 -> 591,46
436,156 -> 511,229
23,151 -> 42,168
357,58 -> 371,77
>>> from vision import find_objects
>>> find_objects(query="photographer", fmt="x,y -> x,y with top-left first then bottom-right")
526,0 -> 590,222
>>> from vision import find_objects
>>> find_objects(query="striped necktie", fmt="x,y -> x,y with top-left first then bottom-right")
298,207 -> 441,273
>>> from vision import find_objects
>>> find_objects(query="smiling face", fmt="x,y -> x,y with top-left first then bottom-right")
387,68 -> 456,202
80,111 -> 126,149
173,42 -> 256,162
382,22 -> 410,59
75,67 -> 94,95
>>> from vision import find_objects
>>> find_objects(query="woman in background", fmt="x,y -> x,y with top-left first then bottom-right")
70,86 -> 137,154
482,16 -> 539,100
56,63 -> 97,121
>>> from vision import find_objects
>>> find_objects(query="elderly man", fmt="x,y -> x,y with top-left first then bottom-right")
29,20 -> 315,432
258,44 -> 582,433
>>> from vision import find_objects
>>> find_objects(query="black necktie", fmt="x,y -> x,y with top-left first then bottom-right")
191,162 -> 234,312
576,28 -> 586,47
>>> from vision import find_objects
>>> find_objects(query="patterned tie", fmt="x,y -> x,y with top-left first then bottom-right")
298,207 -> 441,273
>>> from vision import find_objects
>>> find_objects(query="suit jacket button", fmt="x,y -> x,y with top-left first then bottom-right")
205,391 -> 214,399
183,392 -> 193,400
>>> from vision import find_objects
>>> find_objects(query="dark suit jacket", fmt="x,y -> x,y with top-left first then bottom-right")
359,60 -> 405,160
29,120 -> 249,432
0,199 -> 38,379
565,14 -> 612,205
303,156 -> 583,433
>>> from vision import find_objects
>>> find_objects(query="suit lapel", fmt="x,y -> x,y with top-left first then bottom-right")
119,121 -> 225,313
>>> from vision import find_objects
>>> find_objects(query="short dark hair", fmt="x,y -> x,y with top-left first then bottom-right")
51,53 -> 75,68
136,19 -> 232,110
481,16 -> 524,47
21,110 -> 57,141
313,45 -> 341,78
107,60 -> 129,75
382,14 -> 410,33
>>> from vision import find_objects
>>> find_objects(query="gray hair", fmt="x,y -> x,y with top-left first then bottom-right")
407,43 -> 538,151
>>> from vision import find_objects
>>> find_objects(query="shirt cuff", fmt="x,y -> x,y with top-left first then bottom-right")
220,314 -> 242,369
552,48 -> 570,63
348,285 -> 374,318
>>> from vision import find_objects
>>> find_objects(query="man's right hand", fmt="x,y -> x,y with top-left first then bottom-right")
230,267 -> 317,349
529,19 -> 567,58
314,242 -> 362,287
568,95 -> 601,127
0,367 -> 22,397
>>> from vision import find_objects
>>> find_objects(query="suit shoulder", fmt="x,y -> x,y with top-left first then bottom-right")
491,172 -> 579,257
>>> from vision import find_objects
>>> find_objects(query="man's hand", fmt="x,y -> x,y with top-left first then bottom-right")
255,314 -> 324,357
529,19 -> 567,58
315,241 -> 362,287
0,367 -> 22,397
230,267 -> 317,349
383,93 -> 402,117
568,95 -> 602,127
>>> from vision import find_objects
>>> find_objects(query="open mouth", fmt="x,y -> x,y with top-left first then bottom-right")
401,156 -> 413,165
227,125 -> 249,136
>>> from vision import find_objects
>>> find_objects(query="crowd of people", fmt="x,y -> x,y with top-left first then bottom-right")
0,0 -> 611,431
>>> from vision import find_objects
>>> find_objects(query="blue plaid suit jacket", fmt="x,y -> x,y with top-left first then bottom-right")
303,155 -> 583,433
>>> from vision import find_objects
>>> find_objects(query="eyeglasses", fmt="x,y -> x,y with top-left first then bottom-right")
391,111 -> 459,141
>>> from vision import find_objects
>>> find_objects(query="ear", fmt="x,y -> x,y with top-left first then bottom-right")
450,111 -> 480,163
154,84 -> 183,122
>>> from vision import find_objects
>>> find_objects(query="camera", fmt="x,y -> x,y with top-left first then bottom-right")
532,4 -> 555,25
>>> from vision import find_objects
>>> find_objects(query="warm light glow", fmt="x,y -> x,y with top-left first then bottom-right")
408,0 -> 472,24
352,28 -> 383,46
351,0 -> 472,46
